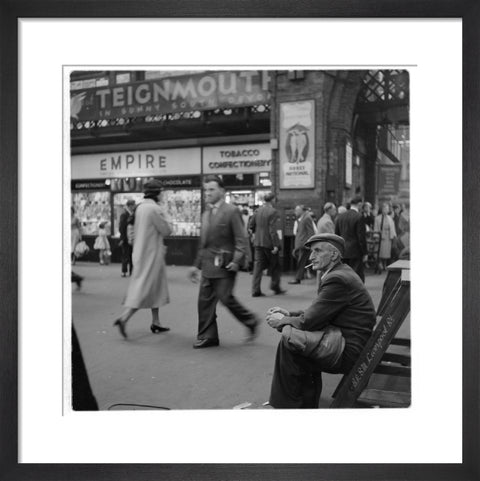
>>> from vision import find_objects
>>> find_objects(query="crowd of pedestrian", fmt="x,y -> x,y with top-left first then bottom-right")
72,183 -> 409,409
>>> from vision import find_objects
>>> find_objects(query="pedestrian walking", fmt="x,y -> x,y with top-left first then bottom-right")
374,202 -> 397,272
93,222 -> 111,265
188,175 -> 260,349
250,192 -> 285,297
334,196 -> 368,282
288,205 -> 316,285
113,180 -> 172,339
118,199 -> 136,277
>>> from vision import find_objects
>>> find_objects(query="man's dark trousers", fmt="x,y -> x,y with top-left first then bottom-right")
252,246 -> 281,294
294,247 -> 310,282
269,337 -> 324,409
197,274 -> 256,340
121,242 -> 133,275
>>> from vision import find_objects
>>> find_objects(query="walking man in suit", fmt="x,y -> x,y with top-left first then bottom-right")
118,199 -> 136,277
250,192 -> 285,297
188,175 -> 260,349
289,205 -> 316,284
334,196 -> 368,282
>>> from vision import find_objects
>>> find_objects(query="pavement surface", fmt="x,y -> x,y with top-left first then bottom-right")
72,263 -> 408,410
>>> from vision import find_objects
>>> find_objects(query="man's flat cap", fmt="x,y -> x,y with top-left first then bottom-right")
304,233 -> 345,255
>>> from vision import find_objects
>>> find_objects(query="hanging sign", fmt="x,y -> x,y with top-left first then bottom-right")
279,100 -> 315,189
377,164 -> 402,195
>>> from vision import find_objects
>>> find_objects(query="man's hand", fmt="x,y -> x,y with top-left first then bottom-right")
266,312 -> 287,331
267,306 -> 290,316
362,254 -> 369,262
271,246 -> 279,255
188,266 -> 201,283
226,262 -> 239,272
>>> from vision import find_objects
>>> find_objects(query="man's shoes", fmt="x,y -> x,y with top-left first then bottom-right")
288,280 -> 301,285
272,288 -> 286,295
193,338 -> 220,349
245,317 -> 260,342
121,273 -> 127,277
252,292 -> 266,297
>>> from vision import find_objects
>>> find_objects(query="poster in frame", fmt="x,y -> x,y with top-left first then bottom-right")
1,2 -> 479,481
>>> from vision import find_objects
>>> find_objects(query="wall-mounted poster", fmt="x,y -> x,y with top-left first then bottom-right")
279,100 -> 315,189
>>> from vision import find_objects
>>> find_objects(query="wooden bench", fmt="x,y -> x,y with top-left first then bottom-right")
330,267 -> 411,408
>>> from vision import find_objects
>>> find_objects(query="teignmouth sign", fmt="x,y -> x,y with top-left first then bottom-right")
70,70 -> 272,121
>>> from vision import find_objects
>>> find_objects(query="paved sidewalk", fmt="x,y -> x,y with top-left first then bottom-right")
72,263 -> 398,410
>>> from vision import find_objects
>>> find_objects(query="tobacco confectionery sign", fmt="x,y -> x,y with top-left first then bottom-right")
202,143 -> 272,174
71,147 -> 201,179
70,71 -> 272,121
279,100 -> 315,189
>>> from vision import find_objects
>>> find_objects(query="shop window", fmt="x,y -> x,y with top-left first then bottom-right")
72,191 -> 111,236
112,192 -> 145,237
162,189 -> 201,237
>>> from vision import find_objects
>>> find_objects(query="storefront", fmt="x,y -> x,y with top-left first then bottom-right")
71,147 -> 202,265
203,142 -> 272,217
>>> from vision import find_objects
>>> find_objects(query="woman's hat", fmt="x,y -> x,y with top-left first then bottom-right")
143,179 -> 163,195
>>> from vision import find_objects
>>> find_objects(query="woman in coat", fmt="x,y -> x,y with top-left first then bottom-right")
374,202 -> 397,273
114,180 -> 172,339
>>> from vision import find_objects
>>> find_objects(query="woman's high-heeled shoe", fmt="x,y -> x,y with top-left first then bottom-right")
113,319 -> 128,339
150,324 -> 170,333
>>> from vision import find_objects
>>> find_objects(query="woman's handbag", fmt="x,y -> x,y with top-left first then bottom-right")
74,241 -> 90,258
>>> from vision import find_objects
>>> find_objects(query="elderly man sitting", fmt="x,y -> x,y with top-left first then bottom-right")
266,233 -> 376,409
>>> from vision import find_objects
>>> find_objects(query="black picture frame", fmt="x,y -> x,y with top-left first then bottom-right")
1,1 -> 478,480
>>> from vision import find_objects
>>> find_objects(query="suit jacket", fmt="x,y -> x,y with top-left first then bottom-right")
282,262 -> 376,370
335,209 -> 367,258
317,213 -> 335,234
194,201 -> 247,278
250,203 -> 281,249
294,212 -> 316,250
118,209 -> 130,241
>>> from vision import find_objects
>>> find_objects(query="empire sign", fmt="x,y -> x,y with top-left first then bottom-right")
70,71 -> 272,121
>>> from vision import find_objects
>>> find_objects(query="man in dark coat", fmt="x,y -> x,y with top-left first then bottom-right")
188,175 -> 260,349
289,205 -> 316,284
334,196 -> 368,282
266,233 -> 376,408
249,192 -> 285,297
118,199 -> 136,277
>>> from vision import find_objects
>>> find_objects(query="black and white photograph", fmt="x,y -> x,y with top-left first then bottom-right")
69,68 -> 411,411
7,13 -> 474,477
